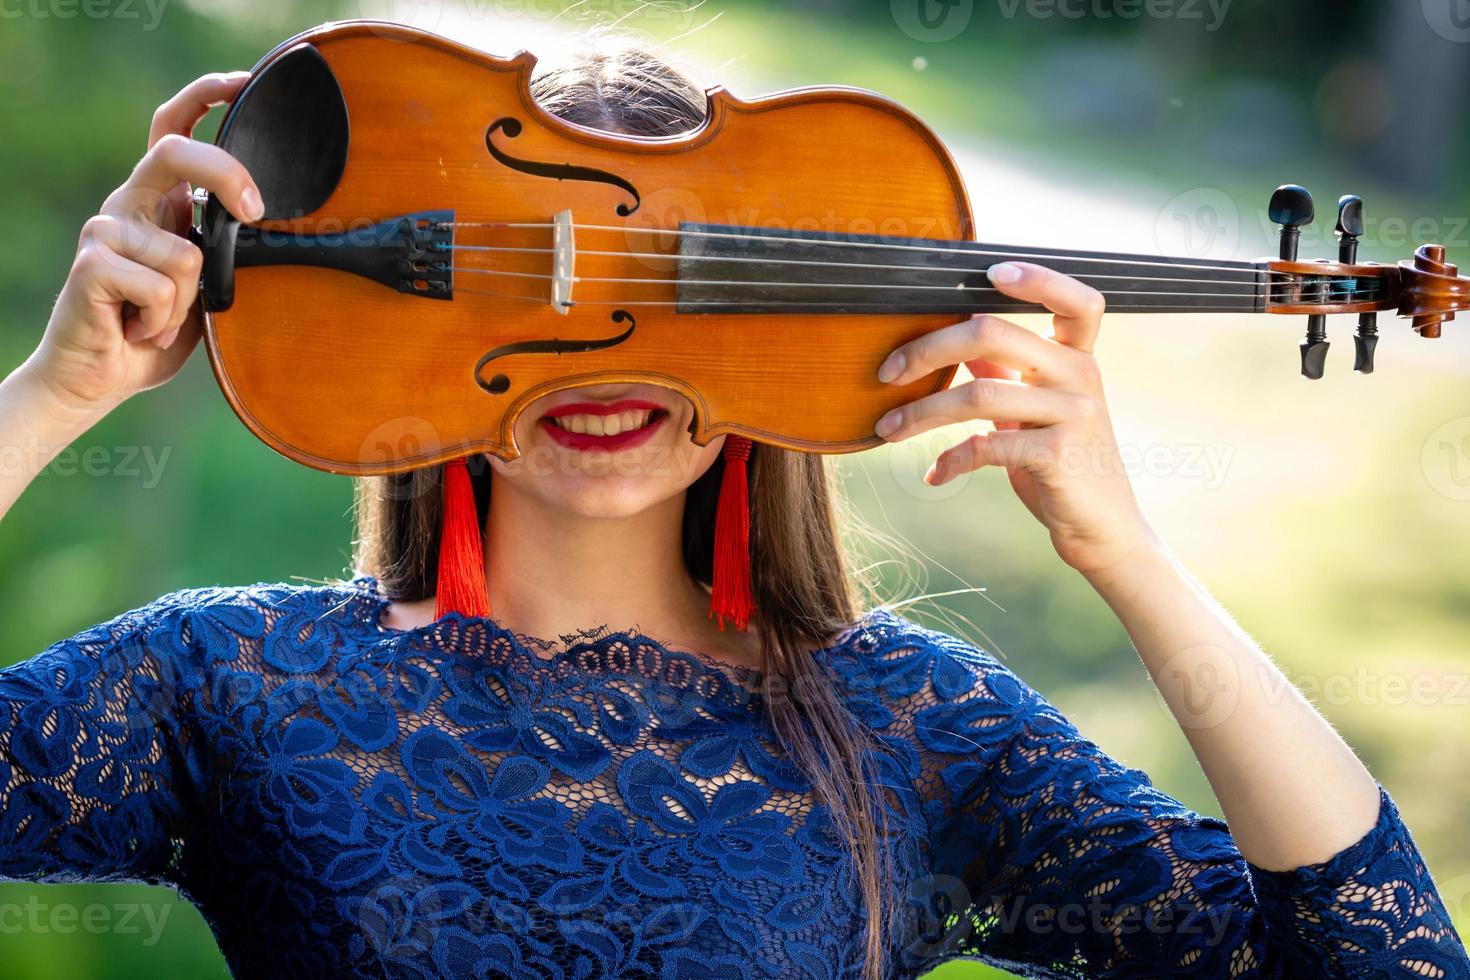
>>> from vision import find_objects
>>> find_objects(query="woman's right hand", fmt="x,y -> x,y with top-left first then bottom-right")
24,73 -> 264,420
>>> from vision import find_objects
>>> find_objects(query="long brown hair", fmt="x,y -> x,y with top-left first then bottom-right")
353,43 -> 897,977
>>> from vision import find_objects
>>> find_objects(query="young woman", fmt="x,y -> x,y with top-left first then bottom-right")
0,44 -> 1465,980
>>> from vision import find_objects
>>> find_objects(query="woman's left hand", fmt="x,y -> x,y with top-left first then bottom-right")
874,261 -> 1160,581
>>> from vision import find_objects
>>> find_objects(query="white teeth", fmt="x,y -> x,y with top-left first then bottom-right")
549,409 -> 654,435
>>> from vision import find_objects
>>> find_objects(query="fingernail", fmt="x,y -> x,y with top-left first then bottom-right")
988,262 -> 1022,285
923,462 -> 942,486
240,186 -> 264,221
877,352 -> 905,384
157,327 -> 180,349
875,410 -> 901,439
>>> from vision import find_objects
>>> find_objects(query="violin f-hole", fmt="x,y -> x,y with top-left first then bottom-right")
474,310 -> 637,394
484,118 -> 642,216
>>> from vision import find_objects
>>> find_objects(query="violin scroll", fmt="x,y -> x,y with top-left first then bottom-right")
1400,243 -> 1465,339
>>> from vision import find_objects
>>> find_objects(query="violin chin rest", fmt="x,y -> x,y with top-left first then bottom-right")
216,42 -> 349,220
199,42 -> 349,312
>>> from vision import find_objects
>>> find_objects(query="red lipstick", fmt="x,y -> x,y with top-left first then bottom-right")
540,400 -> 667,451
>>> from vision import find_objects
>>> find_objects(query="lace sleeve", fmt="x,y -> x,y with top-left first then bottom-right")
849,618 -> 1469,978
1245,788 -> 1467,977
0,594 -> 206,885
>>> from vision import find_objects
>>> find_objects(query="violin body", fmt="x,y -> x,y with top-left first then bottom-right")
203,22 -> 1470,475
203,21 -> 971,475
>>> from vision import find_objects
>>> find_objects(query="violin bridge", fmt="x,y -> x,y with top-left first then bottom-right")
551,209 -> 575,314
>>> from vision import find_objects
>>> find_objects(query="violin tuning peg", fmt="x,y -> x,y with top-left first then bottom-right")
1270,184 -> 1315,226
1335,195 -> 1379,374
1336,195 -> 1364,263
1300,335 -> 1330,380
1353,329 -> 1378,374
1336,195 -> 1364,237
1300,313 -> 1329,380
1354,312 -> 1379,373
1270,184 -> 1315,261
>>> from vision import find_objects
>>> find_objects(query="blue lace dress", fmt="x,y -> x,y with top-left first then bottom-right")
0,579 -> 1464,979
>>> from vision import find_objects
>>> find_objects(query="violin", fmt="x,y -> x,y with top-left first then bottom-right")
195,20 -> 1470,476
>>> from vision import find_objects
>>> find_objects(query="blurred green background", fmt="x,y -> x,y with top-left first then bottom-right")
2,0 -> 1469,976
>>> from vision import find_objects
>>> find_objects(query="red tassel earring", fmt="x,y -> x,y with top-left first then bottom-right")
710,435 -> 756,631
435,457 -> 490,619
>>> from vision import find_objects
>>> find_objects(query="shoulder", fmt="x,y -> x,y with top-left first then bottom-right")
821,608 -> 1018,701
70,578 -> 386,672
114,578 -> 378,633
828,612 -> 1182,821
819,608 -> 1069,753
148,578 -> 381,621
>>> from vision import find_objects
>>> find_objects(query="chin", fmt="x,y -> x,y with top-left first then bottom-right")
537,473 -> 676,519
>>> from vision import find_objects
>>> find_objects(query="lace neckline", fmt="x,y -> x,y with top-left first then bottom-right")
339,575 -> 888,695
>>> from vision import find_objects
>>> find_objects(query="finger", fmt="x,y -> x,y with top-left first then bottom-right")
148,72 -> 251,147
967,358 -> 1018,382
75,245 -> 177,343
986,262 -> 1105,354
964,359 -> 1027,431
878,314 -> 1089,389
163,311 -> 204,356
79,214 -> 203,330
926,428 -> 1052,485
160,181 -> 195,238
876,378 -> 1087,441
112,135 -> 262,224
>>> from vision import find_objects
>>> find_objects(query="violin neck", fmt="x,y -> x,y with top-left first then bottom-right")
675,223 -> 1268,315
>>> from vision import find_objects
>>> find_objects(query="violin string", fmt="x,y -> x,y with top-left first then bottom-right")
443,245 -> 1272,289
440,220 -> 1292,278
445,266 -> 1339,301
451,288 -> 1270,312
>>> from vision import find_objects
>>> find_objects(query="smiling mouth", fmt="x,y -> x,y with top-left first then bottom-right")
540,400 -> 669,451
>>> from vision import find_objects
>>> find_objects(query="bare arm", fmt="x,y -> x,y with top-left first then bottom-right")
2,73 -> 262,521
876,261 -> 1379,871
1079,536 -> 1379,869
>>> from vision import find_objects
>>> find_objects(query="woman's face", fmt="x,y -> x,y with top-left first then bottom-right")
487,382 -> 724,517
